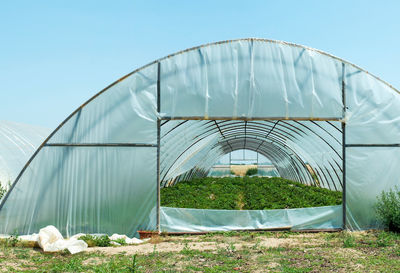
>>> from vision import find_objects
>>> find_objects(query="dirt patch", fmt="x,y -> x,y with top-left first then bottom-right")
85,236 -> 298,255
258,238 -> 295,248
0,261 -> 35,272
86,241 -> 217,255
334,247 -> 365,259
82,257 -> 103,266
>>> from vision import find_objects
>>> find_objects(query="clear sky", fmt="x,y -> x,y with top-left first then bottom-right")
1,0 -> 399,128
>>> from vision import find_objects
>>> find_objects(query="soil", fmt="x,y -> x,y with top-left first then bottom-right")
85,235 -> 297,255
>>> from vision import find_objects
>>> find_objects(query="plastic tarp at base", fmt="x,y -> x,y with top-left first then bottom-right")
160,205 -> 342,232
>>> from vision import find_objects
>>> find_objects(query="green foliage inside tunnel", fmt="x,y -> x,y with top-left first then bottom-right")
161,177 -> 342,210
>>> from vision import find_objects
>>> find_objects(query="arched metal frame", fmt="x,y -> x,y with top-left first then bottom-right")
159,119 -> 343,190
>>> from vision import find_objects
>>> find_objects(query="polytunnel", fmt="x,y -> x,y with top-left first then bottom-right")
1,38 -> 400,237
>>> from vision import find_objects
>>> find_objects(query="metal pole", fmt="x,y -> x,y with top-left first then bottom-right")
342,122 -> 346,230
341,62 -> 347,230
156,62 -> 161,232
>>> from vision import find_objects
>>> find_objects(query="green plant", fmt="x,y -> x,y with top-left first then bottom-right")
226,242 -> 236,253
376,232 -> 394,247
113,238 -> 127,246
78,234 -> 111,247
375,187 -> 400,232
343,233 -> 356,248
5,229 -> 19,247
6,235 -> 19,247
161,176 -> 342,210
0,183 -> 7,200
127,254 -> 138,272
245,168 -> 258,176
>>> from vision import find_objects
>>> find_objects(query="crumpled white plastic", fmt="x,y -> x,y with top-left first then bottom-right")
37,225 -> 88,254
109,233 -> 144,245
19,233 -> 39,242
9,226 -> 148,253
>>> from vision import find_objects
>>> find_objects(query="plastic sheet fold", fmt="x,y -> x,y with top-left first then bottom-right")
160,205 -> 342,232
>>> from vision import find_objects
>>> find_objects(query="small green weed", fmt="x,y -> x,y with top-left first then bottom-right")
376,231 -> 395,247
78,234 -> 111,247
343,233 -> 356,248
113,238 -> 127,246
127,254 -> 138,272
6,230 -> 19,247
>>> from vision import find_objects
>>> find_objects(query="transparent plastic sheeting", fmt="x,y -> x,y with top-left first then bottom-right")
1,39 -> 400,236
0,147 -> 157,237
160,205 -> 342,232
0,120 -> 50,188
346,147 -> 400,230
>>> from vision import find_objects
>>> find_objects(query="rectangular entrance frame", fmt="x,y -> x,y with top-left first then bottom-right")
155,61 -> 348,232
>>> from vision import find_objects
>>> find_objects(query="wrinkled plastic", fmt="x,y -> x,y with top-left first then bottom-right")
38,225 -> 88,254
109,234 -> 144,244
160,206 -> 342,232
0,120 -> 49,187
0,39 -> 399,236
0,147 -> 157,237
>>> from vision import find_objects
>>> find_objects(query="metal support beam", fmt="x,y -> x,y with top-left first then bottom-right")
160,116 -> 343,121
156,62 -> 161,232
44,143 -> 157,147
244,121 -> 247,150
345,144 -> 400,147
341,62 -> 347,230
214,120 -> 233,151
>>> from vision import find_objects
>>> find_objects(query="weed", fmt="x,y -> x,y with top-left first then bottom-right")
127,254 -> 138,272
376,231 -> 395,247
6,230 -> 19,247
225,242 -> 236,254
375,187 -> 400,232
151,244 -> 158,257
343,233 -> 356,248
0,183 -> 7,199
78,234 -> 111,247
113,238 -> 127,246
180,242 -> 192,255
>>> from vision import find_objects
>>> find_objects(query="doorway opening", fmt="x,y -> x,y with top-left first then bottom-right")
159,119 -> 343,232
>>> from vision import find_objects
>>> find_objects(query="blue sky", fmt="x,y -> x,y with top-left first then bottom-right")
1,0 -> 399,128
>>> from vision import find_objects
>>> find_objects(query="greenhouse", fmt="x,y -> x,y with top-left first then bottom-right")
0,38 -> 399,237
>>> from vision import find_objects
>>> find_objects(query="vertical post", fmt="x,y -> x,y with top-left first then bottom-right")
156,62 -> 161,232
341,62 -> 347,230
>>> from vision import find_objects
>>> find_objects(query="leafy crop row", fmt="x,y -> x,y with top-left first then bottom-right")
161,177 -> 342,210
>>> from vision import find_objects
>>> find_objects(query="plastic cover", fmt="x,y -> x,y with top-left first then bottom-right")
160,205 -> 342,232
0,120 -> 50,187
